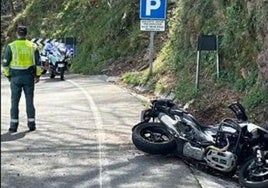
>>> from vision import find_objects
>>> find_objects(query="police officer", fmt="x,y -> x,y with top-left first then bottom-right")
2,25 -> 42,132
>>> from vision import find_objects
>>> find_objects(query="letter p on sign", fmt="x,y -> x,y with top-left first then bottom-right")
146,0 -> 161,16
140,0 -> 167,19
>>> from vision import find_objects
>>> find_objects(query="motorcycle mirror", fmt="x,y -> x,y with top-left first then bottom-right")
228,102 -> 248,122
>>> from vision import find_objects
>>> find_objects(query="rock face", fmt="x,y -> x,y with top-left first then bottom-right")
255,0 -> 268,125
258,35 -> 268,90
256,1 -> 268,90
258,25 -> 268,124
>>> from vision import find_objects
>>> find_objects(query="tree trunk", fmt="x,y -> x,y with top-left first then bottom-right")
8,0 -> 16,17
21,0 -> 26,8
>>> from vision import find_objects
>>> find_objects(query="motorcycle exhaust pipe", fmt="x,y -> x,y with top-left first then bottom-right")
158,112 -> 180,135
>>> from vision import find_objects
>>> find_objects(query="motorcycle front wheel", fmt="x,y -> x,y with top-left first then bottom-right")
132,122 -> 176,155
239,158 -> 268,188
60,67 -> 65,81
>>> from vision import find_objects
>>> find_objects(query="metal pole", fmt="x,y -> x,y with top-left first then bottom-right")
72,37 -> 75,56
148,31 -> 155,76
195,51 -> 201,90
216,35 -> 220,78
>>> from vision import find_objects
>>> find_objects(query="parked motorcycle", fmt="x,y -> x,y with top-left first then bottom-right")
132,99 -> 268,188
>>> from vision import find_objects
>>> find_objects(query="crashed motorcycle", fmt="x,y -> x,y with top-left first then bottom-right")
132,99 -> 268,188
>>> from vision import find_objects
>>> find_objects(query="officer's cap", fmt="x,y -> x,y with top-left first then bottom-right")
17,26 -> 27,36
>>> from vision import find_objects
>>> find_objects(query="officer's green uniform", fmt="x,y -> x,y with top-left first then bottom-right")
2,37 -> 42,131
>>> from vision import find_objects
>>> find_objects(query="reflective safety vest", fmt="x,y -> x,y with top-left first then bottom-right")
4,40 -> 42,77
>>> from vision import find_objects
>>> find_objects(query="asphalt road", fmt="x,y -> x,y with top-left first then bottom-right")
1,74 -> 241,188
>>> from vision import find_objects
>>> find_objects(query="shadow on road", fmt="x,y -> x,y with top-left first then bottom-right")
1,130 -> 32,142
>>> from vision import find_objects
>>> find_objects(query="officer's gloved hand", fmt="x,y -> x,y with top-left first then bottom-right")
35,76 -> 40,83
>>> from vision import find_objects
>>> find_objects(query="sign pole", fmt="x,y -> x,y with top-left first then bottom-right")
196,35 -> 221,90
216,35 -> 220,78
195,51 -> 201,90
140,0 -> 167,75
148,31 -> 155,76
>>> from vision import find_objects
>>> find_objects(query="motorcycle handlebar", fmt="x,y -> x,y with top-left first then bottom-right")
220,118 -> 241,133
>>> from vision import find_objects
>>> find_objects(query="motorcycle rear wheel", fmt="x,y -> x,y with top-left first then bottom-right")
132,122 -> 176,155
239,158 -> 268,188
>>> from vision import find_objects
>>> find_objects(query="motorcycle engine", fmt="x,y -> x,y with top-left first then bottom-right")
204,149 -> 237,172
183,142 -> 205,161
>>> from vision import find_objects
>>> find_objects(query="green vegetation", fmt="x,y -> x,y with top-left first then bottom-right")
5,0 -> 147,74
3,0 -> 268,123
135,0 -> 268,122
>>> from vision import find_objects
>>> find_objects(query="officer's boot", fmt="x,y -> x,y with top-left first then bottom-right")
9,119 -> 19,132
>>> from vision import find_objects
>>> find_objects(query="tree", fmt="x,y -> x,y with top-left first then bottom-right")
8,0 -> 16,17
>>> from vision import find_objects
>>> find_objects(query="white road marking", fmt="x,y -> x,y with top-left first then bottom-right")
67,79 -> 106,188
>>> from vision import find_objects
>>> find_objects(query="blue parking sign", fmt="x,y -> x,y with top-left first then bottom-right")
140,0 -> 167,19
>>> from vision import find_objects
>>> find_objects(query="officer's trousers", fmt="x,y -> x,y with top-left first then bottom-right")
10,74 -> 36,129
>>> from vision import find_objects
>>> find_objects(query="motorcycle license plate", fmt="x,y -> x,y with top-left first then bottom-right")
58,63 -> 65,68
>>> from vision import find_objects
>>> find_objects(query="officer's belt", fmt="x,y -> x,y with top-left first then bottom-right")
10,66 -> 35,77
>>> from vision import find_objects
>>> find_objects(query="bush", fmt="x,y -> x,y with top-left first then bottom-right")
243,86 -> 267,109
